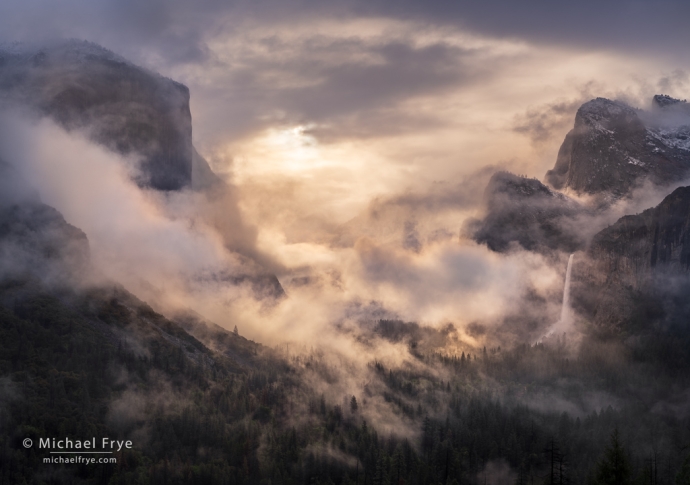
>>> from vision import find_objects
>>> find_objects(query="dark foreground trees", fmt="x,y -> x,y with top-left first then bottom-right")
591,429 -> 631,485
4,294 -> 690,484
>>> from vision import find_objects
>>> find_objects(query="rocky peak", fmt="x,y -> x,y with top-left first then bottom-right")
0,40 -> 210,191
652,94 -> 688,110
545,96 -> 690,198
575,97 -> 644,133
485,171 -> 559,202
470,171 -> 585,253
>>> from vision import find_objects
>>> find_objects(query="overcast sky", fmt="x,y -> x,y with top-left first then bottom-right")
3,1 -> 690,63
2,0 -> 687,219
1,0 -> 687,254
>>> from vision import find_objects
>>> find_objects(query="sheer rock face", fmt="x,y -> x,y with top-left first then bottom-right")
0,41 -> 281,299
589,186 -> 690,288
572,186 -> 690,330
470,171 -> 586,253
0,40 -> 217,191
545,97 -> 690,198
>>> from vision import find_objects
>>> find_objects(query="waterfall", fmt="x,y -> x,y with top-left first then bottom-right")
537,253 -> 575,343
559,253 -> 574,325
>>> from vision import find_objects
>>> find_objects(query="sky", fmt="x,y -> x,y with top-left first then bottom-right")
1,0 -> 689,348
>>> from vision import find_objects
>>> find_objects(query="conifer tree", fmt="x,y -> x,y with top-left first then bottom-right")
351,395 -> 358,413
593,429 -> 631,485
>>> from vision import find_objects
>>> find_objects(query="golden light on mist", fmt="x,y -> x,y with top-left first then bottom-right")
8,15 -> 681,349
221,124 -> 407,231
185,26 -> 680,346
235,125 -> 322,176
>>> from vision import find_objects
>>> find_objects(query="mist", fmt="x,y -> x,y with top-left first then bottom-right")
0,102 -> 577,440
3,4 -> 690,481
0,65 -> 679,395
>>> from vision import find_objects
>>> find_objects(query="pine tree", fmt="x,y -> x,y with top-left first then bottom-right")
593,429 -> 631,485
391,446 -> 404,485
350,396 -> 358,413
544,437 -> 564,485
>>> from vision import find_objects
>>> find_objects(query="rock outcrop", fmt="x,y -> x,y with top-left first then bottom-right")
0,40 -> 218,191
0,41 -> 282,298
589,186 -> 690,286
470,171 -> 586,253
572,186 -> 690,330
545,97 -> 690,198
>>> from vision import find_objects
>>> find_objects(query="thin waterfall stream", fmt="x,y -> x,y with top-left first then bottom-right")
537,253 -> 574,343
560,253 -> 574,324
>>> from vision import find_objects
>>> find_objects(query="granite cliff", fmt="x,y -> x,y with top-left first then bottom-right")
545,96 -> 690,198
0,40 -> 282,298
470,171 -> 586,253
0,40 -> 218,191
589,185 -> 690,288
571,186 -> 690,330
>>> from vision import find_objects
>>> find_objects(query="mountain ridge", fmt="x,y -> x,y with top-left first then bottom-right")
545,96 -> 690,198
0,39 -> 219,191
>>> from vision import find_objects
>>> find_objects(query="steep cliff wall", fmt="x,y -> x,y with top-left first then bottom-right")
570,186 -> 690,330
545,97 -> 690,198
589,186 -> 690,287
471,171 -> 586,253
0,40 -> 218,191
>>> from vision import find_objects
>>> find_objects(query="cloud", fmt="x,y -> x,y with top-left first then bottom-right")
184,20 -> 539,149
478,459 -> 516,485
4,0 -> 690,69
513,85 -> 599,145
275,40 -> 478,122
371,166 -> 497,213
0,0 -> 222,65
0,111 -> 262,310
656,69 -> 690,96
351,0 -> 690,63
1,109 -> 564,361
